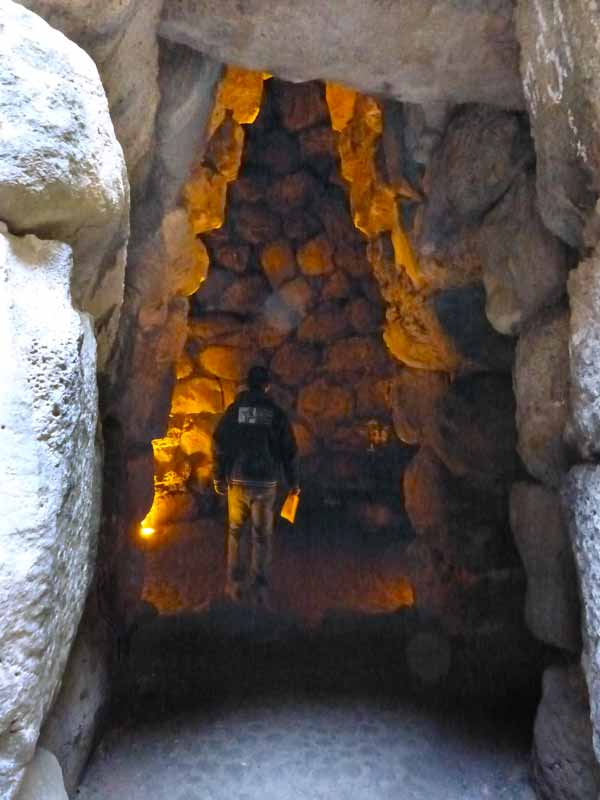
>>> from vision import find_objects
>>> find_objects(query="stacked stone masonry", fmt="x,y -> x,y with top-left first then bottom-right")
6,2 -> 600,798
147,78 -> 398,521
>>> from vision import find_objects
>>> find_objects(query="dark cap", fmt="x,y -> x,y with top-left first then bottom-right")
247,365 -> 270,390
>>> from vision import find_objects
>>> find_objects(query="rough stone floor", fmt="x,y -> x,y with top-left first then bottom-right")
77,690 -> 535,800
79,491 -> 540,800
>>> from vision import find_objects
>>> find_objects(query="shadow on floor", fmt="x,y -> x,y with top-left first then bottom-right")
115,599 -> 546,728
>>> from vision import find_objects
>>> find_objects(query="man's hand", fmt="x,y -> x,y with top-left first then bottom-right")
213,479 -> 228,496
290,486 -> 301,496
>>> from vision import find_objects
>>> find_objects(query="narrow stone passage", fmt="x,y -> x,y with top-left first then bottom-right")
76,485 -> 542,800
77,689 -> 535,800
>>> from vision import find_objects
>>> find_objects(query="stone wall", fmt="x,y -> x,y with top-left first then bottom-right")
0,3 -> 128,797
133,73 -> 545,703
7,1 -> 600,798
146,78 -> 399,531
0,226 -> 101,800
516,2 -> 600,795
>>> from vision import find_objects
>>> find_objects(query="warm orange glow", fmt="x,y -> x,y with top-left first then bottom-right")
184,167 -> 228,235
327,85 -> 422,288
325,82 -> 357,132
325,81 -> 461,372
142,67 -> 270,534
208,65 -> 269,137
184,66 -> 269,235
141,71 -> 460,551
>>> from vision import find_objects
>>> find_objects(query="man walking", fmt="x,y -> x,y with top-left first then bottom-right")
212,365 -> 299,607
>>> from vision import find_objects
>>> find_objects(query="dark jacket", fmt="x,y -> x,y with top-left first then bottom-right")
212,389 -> 299,488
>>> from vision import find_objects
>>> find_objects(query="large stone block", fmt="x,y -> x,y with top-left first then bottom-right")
171,376 -> 225,415
514,308 -> 570,487
533,665 -> 600,800
266,171 -> 321,214
0,228 -> 100,799
199,346 -> 259,382
14,749 -> 67,800
517,0 -> 600,249
18,0 -> 164,196
0,0 -> 129,371
510,482 -> 580,652
151,40 -> 221,211
260,240 -> 296,288
298,125 -> 337,168
126,445 -> 156,523
480,174 -> 569,336
276,276 -> 314,318
270,342 -> 319,387
563,465 -> 600,765
391,368 -> 448,446
297,234 -> 335,276
297,379 -> 354,433
404,448 -> 450,536
297,303 -> 352,343
567,251 -> 600,460
313,191 -> 362,247
233,203 -> 282,244
421,106 -> 533,250
220,274 -> 271,315
180,414 -> 219,457
160,0 -> 523,109
324,336 -> 389,375
271,79 -> 329,132
117,297 -> 189,444
38,598 -> 110,796
427,373 -> 517,484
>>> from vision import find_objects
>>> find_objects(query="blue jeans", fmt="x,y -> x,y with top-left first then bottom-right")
226,483 -> 277,594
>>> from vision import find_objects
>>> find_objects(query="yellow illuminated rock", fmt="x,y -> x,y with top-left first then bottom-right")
325,82 -> 357,132
175,352 -> 195,380
209,65 -> 268,137
185,68 -> 268,239
278,276 -> 314,314
171,376 -> 225,415
161,210 -> 210,297
152,428 -> 182,466
297,234 -> 335,275
183,167 -> 228,235
384,315 -> 459,372
260,240 -> 296,287
180,414 -> 218,457
327,86 -> 422,288
188,314 -> 242,343
200,345 -> 256,382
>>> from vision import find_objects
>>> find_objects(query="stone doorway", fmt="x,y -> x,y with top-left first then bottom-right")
128,69 -> 542,697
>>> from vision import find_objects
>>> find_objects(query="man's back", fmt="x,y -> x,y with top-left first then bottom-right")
213,388 -> 298,488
